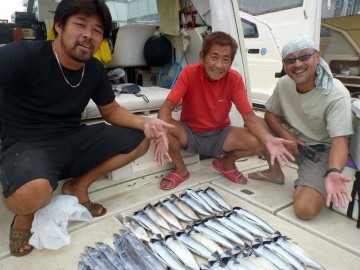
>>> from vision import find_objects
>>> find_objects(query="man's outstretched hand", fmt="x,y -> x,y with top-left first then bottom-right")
153,138 -> 172,166
266,138 -> 295,166
325,172 -> 352,208
143,118 -> 174,150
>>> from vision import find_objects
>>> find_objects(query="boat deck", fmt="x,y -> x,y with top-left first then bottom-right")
0,154 -> 359,269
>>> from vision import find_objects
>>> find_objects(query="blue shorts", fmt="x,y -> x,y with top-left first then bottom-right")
0,123 -> 145,198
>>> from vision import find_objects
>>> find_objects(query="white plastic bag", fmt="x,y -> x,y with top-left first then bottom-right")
29,195 -> 93,249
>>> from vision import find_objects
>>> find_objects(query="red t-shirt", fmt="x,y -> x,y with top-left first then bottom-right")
167,63 -> 252,132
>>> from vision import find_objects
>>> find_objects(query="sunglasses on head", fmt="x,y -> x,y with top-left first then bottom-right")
283,51 -> 317,65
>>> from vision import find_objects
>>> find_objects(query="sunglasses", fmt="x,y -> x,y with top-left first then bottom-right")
283,51 -> 316,65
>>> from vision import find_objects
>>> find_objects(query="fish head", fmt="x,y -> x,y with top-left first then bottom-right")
208,250 -> 221,264
112,233 -> 122,242
225,211 -> 234,218
170,194 -> 180,201
153,201 -> 162,208
119,229 -> 127,235
251,238 -> 264,249
175,230 -> 186,237
85,246 -> 96,254
184,225 -> 193,234
220,249 -> 232,259
164,232 -> 177,243
272,230 -> 282,239
262,237 -> 273,245
151,233 -> 165,241
231,245 -> 243,255
243,242 -> 255,254
143,203 -> 154,211
192,219 -> 205,227
123,216 -> 133,224
133,210 -> 143,216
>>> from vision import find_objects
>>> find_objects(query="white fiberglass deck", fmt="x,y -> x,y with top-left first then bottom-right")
0,155 -> 359,270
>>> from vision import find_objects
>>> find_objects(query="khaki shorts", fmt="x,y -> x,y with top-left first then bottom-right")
294,145 -> 330,198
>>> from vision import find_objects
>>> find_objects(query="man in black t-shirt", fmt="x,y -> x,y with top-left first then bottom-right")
0,0 -> 172,257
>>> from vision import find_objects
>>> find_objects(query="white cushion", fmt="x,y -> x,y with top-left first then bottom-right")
82,86 -> 170,120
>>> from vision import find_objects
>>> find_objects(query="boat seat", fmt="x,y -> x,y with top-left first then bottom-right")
81,85 -> 170,120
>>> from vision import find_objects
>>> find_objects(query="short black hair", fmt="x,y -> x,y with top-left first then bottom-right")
53,0 -> 112,39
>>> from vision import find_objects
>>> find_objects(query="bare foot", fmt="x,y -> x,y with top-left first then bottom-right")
61,179 -> 88,202
12,214 -> 34,229
61,180 -> 104,216
248,169 -> 285,185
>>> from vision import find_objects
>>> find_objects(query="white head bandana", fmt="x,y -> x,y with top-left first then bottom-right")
281,35 -> 333,95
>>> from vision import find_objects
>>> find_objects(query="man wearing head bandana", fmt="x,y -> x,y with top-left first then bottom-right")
249,35 -> 354,220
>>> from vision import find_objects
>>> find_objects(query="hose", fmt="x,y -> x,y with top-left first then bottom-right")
158,50 -> 186,89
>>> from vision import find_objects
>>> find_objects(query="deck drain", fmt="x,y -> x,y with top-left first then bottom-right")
240,189 -> 254,195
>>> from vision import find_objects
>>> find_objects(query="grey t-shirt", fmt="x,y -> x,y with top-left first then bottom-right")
265,76 -> 353,145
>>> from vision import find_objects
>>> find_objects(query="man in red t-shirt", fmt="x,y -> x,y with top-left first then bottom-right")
156,31 -> 294,190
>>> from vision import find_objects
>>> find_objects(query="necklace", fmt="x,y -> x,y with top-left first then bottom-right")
53,44 -> 85,88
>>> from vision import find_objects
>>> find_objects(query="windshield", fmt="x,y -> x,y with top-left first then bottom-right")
321,0 -> 360,18
237,0 -> 360,18
237,0 -> 303,16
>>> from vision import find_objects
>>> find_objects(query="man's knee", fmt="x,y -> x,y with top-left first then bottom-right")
245,132 -> 264,154
4,178 -> 53,214
293,185 -> 325,220
293,199 -> 322,220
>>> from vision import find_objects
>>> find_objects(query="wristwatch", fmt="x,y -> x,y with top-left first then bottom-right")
323,168 -> 342,178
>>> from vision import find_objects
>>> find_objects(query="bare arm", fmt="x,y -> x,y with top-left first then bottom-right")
264,111 -> 292,140
325,136 -> 352,208
158,99 -> 177,123
98,100 -> 147,129
264,111 -> 302,155
98,101 -> 174,158
328,136 -> 349,170
243,111 -> 295,165
243,111 -> 273,144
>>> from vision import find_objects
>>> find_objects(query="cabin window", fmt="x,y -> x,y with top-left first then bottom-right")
237,0 -> 303,16
241,18 -> 259,38
106,0 -> 159,27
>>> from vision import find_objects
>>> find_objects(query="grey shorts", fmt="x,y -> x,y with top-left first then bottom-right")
0,123 -> 145,198
179,122 -> 233,157
294,145 -> 330,198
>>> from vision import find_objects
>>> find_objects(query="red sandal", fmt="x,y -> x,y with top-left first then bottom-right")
160,171 -> 190,190
212,159 -> 247,184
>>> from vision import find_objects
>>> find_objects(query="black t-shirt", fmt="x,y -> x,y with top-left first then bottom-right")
0,40 -> 114,140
